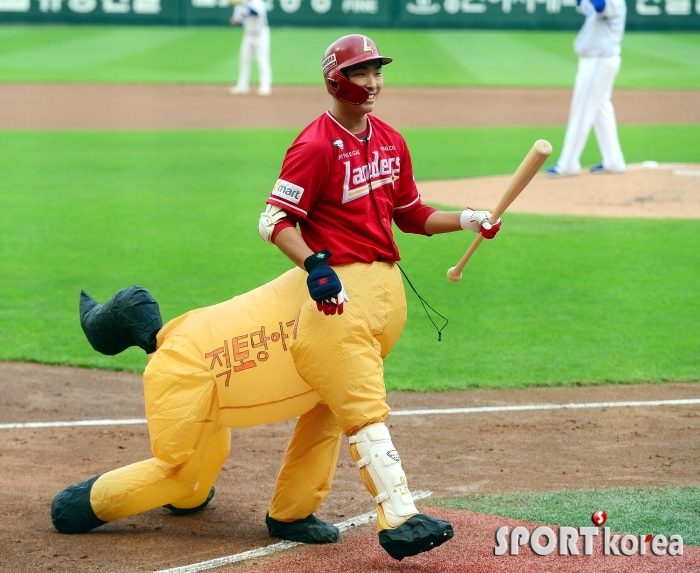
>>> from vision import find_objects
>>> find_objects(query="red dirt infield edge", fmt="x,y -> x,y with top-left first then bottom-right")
229,505 -> 699,573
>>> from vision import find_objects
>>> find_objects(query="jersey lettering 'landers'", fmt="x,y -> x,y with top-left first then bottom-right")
266,112 -> 436,265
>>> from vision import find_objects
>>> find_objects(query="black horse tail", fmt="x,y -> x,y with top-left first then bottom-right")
79,285 -> 162,355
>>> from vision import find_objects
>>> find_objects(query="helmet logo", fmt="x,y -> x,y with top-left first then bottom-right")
363,37 -> 375,53
322,53 -> 338,75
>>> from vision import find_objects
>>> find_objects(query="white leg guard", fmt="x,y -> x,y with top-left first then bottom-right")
349,422 -> 418,528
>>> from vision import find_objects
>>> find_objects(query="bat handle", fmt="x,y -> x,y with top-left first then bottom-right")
447,234 -> 484,282
447,267 -> 462,282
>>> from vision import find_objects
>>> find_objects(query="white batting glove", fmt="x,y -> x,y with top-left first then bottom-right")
460,208 -> 493,232
460,208 -> 502,239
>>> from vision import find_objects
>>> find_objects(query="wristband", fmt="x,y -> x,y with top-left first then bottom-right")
304,249 -> 332,272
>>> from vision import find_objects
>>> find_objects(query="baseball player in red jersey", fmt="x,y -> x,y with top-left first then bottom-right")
259,34 -> 501,560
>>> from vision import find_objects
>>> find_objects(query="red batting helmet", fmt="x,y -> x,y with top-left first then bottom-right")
322,35 -> 392,105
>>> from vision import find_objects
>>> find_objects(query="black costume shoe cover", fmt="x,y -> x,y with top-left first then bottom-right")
266,513 -> 340,544
378,514 -> 454,561
51,474 -> 107,534
80,285 -> 162,355
164,487 -> 216,516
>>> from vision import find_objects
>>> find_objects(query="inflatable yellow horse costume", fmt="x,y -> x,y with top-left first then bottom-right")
52,268 -> 346,543
53,264 -> 453,559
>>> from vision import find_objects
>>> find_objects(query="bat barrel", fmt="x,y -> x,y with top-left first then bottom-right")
447,139 -> 552,282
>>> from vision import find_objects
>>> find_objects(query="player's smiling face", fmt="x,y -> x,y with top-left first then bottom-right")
344,61 -> 383,114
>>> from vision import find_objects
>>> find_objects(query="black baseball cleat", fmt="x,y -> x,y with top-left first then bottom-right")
266,513 -> 340,544
164,487 -> 216,516
378,514 -> 454,561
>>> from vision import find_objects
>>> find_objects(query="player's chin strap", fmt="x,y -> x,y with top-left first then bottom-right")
396,263 -> 448,342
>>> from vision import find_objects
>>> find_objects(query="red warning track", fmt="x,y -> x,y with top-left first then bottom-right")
231,506 -> 699,573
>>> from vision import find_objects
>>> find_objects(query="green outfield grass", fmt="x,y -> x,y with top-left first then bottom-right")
404,124 -> 700,180
0,25 -> 699,88
1,124 -> 698,389
427,487 -> 700,545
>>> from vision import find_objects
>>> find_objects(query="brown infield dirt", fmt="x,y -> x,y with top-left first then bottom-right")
1,83 -> 698,573
2,363 -> 699,573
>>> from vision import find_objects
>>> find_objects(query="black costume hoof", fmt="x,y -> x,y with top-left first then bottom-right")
51,475 -> 107,534
378,514 -> 454,561
164,487 -> 215,516
80,285 -> 162,355
266,513 -> 340,544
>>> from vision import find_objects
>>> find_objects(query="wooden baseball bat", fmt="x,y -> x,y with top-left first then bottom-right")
447,139 -> 552,283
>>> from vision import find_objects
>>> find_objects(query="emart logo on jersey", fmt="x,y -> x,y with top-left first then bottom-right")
272,179 -> 304,204
494,525 -> 684,557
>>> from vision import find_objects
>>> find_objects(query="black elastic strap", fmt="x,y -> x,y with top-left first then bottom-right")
396,263 -> 448,342
304,249 -> 332,272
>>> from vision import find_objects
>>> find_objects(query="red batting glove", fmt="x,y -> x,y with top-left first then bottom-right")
317,299 -> 344,315
480,219 -> 501,239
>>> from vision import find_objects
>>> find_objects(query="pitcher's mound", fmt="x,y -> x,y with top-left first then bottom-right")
419,162 -> 700,219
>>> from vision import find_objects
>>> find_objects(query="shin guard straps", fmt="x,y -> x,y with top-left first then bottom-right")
349,422 -> 418,528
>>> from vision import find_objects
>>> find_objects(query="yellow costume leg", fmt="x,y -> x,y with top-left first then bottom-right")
164,424 -> 231,510
289,262 -> 453,559
89,351 -> 228,524
144,344 -> 220,467
290,263 -> 413,528
268,402 -> 342,521
90,422 -> 229,521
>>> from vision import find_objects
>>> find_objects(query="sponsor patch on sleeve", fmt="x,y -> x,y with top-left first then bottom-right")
272,179 -> 304,204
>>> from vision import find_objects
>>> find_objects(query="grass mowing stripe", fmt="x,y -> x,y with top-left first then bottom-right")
403,124 -> 700,180
0,26 -> 698,88
388,399 -> 700,416
425,487 -> 700,545
0,28 -> 194,72
428,30 -> 575,87
1,125 -> 698,389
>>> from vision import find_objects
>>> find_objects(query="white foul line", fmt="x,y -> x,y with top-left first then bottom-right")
2,398 -> 700,430
0,418 -> 148,429
151,491 -> 433,573
387,398 -> 700,416
4,398 -> 699,570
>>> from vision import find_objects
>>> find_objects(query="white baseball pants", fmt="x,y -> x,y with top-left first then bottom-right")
236,27 -> 272,93
557,55 -> 625,174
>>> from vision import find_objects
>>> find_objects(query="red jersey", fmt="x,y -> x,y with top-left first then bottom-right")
266,111 -> 436,265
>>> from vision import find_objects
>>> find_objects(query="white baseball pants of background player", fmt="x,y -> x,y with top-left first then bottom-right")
556,55 -> 625,174
236,26 -> 272,95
